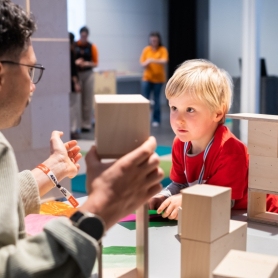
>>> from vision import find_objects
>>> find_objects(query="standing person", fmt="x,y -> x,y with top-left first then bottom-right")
69,32 -> 81,140
0,1 -> 163,276
75,26 -> 98,132
140,32 -> 168,127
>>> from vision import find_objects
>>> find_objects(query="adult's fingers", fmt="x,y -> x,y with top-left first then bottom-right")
65,140 -> 78,150
120,137 -> 157,167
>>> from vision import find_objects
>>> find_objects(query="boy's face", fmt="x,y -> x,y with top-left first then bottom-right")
169,93 -> 223,151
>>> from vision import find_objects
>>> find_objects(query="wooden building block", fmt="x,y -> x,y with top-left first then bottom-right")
248,189 -> 278,225
226,113 -> 278,122
136,204 -> 148,278
103,267 -> 137,278
181,220 -> 247,278
181,185 -> 231,242
248,121 -> 278,157
249,155 -> 278,192
94,94 -> 150,158
178,207 -> 182,236
213,250 -> 278,278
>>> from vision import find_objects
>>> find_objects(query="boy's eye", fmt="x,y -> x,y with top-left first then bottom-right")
170,106 -> 177,111
186,107 -> 195,113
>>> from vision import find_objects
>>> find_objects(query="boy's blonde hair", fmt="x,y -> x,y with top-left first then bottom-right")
165,59 -> 233,123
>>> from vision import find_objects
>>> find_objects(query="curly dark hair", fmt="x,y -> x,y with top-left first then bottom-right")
0,0 -> 36,59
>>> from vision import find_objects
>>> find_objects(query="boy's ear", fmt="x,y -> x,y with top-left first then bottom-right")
213,110 -> 224,123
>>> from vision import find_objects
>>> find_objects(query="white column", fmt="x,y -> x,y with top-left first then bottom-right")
240,0 -> 261,143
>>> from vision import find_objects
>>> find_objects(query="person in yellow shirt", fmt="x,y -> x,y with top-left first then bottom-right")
140,32 -> 169,127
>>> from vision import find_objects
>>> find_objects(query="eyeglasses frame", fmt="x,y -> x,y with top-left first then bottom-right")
0,60 -> 45,84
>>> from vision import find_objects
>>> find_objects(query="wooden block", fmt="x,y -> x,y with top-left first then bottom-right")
249,155 -> 278,192
136,204 -> 148,278
94,94 -> 150,158
178,206 -> 182,236
248,121 -> 278,157
181,220 -> 247,278
94,70 -> 116,96
181,185 -> 231,242
226,113 -> 278,122
213,250 -> 278,278
247,189 -> 266,218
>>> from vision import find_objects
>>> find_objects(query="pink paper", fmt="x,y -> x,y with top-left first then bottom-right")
119,214 -> 136,222
25,214 -> 58,236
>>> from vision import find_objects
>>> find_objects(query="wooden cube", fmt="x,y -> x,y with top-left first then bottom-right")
248,121 -> 278,158
213,250 -> 278,278
94,94 -> 150,158
181,185 -> 231,242
249,155 -> 278,192
181,220 -> 247,278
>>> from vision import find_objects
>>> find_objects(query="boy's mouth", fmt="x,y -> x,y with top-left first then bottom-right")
177,129 -> 188,133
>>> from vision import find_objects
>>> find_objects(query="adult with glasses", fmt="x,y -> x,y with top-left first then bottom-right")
0,1 -> 163,277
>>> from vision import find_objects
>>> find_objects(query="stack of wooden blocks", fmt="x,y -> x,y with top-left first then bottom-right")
227,113 -> 278,225
180,184 -> 247,278
94,94 -> 150,278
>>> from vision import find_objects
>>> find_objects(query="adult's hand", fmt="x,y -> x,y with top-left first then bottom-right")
80,136 -> 164,229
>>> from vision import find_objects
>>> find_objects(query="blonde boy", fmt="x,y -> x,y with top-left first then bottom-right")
148,59 -> 248,219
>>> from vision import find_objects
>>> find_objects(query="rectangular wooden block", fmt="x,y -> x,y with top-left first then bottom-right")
181,220 -> 247,278
181,185 -> 231,242
249,155 -> 278,192
178,206 -> 182,236
248,121 -> 278,158
213,250 -> 278,278
94,94 -> 150,158
247,189 -> 266,218
103,267 -> 137,278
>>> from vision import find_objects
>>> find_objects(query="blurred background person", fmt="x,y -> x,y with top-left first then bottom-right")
140,32 -> 168,127
69,32 -> 81,140
75,26 -> 98,132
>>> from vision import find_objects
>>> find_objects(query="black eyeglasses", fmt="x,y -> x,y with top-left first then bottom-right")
0,60 -> 45,84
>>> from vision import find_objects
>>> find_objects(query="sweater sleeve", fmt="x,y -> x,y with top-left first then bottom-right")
0,217 -> 98,278
18,170 -> 40,216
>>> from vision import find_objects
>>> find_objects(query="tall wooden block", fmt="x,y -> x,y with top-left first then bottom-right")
248,121 -> 278,158
248,189 -> 266,218
94,94 -> 150,158
181,220 -> 247,278
213,250 -> 278,278
181,185 -> 231,242
249,155 -> 278,192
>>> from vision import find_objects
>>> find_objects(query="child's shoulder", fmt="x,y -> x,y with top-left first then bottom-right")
215,125 -> 247,155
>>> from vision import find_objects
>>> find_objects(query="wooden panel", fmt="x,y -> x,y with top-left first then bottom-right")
178,206 -> 182,236
94,95 -> 150,158
181,185 -> 231,242
213,250 -> 278,278
249,155 -> 278,192
181,220 -> 247,278
248,121 -> 278,157
136,204 -> 148,278
94,70 -> 116,96
226,113 -> 278,122
247,189 -> 266,218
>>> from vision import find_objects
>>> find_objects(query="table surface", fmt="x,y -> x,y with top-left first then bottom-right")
74,197 -> 278,278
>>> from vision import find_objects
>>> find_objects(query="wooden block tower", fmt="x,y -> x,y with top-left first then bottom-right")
227,113 -> 278,225
213,249 -> 278,278
95,94 -> 150,278
180,184 -> 247,278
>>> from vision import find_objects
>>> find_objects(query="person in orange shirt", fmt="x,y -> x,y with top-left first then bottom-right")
140,32 -> 168,127
75,26 -> 98,132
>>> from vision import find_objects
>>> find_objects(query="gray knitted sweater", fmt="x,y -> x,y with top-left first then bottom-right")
0,132 -> 98,278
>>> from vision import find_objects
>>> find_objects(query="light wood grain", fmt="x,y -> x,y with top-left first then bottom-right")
226,113 -> 278,122
248,121 -> 278,157
94,94 -> 150,158
180,185 -> 231,242
181,220 -> 247,278
249,155 -> 278,192
213,250 -> 278,278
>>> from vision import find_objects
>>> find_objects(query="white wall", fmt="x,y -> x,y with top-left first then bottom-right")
209,0 -> 242,77
209,0 -> 278,77
84,0 -> 168,73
